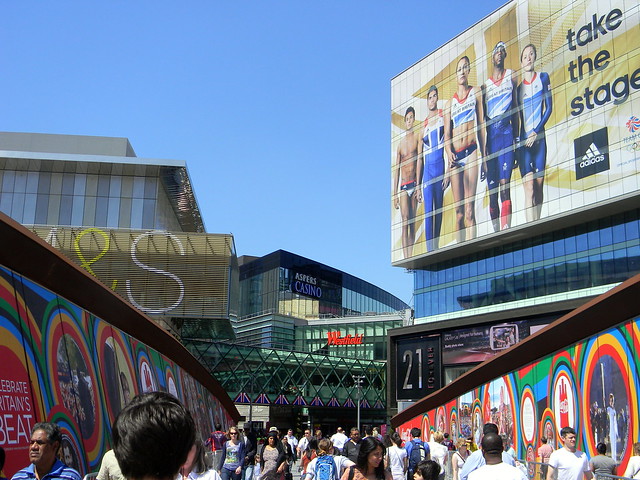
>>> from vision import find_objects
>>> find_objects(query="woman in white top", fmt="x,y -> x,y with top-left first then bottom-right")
384,433 -> 407,480
451,439 -> 469,480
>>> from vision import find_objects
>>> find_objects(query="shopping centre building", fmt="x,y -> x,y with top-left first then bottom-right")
388,0 -> 640,470
0,131 -> 409,437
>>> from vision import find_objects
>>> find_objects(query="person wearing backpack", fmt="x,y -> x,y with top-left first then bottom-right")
304,439 -> 355,480
405,428 -> 430,480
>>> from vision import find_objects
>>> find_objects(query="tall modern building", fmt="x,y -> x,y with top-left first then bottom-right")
388,0 -> 639,414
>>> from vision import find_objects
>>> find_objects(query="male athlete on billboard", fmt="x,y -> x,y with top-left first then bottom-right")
444,56 -> 485,244
482,41 -> 519,232
518,43 -> 552,222
393,106 -> 422,258
419,86 -> 446,251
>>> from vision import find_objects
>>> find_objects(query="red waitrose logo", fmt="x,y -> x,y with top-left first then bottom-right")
327,331 -> 364,345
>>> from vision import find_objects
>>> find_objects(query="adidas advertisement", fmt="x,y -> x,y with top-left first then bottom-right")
391,0 -> 640,267
574,128 -> 610,180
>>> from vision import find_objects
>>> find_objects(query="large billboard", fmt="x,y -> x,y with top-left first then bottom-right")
391,0 -> 640,266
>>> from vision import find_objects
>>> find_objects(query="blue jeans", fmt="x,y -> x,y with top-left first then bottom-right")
221,468 -> 242,480
242,465 -> 254,480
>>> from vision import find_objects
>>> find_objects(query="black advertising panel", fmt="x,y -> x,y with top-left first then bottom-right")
396,334 -> 442,401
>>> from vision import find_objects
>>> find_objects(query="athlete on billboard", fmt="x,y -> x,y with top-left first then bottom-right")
444,56 -> 485,244
393,106 -> 422,259
419,85 -> 446,251
517,43 -> 552,222
482,41 -> 519,232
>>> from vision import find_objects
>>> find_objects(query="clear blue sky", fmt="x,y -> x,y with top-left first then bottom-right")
2,1 -> 506,304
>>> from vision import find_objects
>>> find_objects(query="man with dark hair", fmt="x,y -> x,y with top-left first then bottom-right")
207,423 -> 228,470
11,422 -> 81,480
405,427 -> 430,480
547,427 -> 592,480
467,433 -> 526,480
342,428 -> 361,463
459,423 -> 514,480
482,41 -> 519,232
112,392 -> 196,480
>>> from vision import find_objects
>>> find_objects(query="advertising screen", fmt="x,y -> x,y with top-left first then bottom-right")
391,0 -> 640,267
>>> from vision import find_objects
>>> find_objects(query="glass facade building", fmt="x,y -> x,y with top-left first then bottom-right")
414,209 -> 640,320
236,250 -> 409,349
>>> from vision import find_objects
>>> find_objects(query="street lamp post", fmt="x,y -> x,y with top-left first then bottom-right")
352,375 -> 364,432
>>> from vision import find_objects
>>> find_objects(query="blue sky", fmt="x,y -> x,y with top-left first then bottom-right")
2,1 -> 506,304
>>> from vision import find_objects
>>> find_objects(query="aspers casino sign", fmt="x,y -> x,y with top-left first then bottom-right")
291,272 -> 322,299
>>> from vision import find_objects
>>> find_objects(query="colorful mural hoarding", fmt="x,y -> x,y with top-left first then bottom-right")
0,266 -> 234,478
391,0 -> 640,265
396,316 -> 640,473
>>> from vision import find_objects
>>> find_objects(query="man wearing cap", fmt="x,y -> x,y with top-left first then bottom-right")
468,433 -> 526,480
482,41 -> 519,232
418,85 -> 446,252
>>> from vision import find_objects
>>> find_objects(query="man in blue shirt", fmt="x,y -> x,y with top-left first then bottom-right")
11,423 -> 81,480
459,423 -> 515,480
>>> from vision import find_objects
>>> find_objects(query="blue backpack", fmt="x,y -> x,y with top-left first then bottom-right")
408,440 -> 429,472
315,454 -> 338,480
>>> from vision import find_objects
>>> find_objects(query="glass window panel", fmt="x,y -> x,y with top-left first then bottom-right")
97,176 -> 110,197
26,172 -> 39,193
142,199 -> 155,228
10,193 -> 24,219
0,192 -> 12,215
132,177 -> 145,198
95,197 -> 108,225
71,195 -> 84,226
14,171 -> 28,193
131,198 -> 144,228
59,195 -> 73,225
85,175 -> 98,196
144,177 -> 157,199
50,173 -> 62,195
107,197 -> 119,227
37,172 -> 51,195
23,193 -> 36,224
73,174 -> 86,196
61,173 -> 74,195
35,194 -> 49,224
2,170 -> 15,192
109,176 -> 122,198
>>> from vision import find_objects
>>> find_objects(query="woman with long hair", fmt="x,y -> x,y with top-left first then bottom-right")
218,427 -> 245,480
259,432 -> 286,480
340,437 -> 392,480
450,439 -> 469,480
385,433 -> 407,480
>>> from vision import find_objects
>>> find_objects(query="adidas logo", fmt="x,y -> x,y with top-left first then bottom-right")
579,143 -> 606,168
574,128 -> 609,180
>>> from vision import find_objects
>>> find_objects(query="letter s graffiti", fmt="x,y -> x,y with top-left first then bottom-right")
126,232 -> 185,314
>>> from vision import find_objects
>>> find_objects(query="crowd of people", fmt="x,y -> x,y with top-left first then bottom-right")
3,394 -> 640,480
